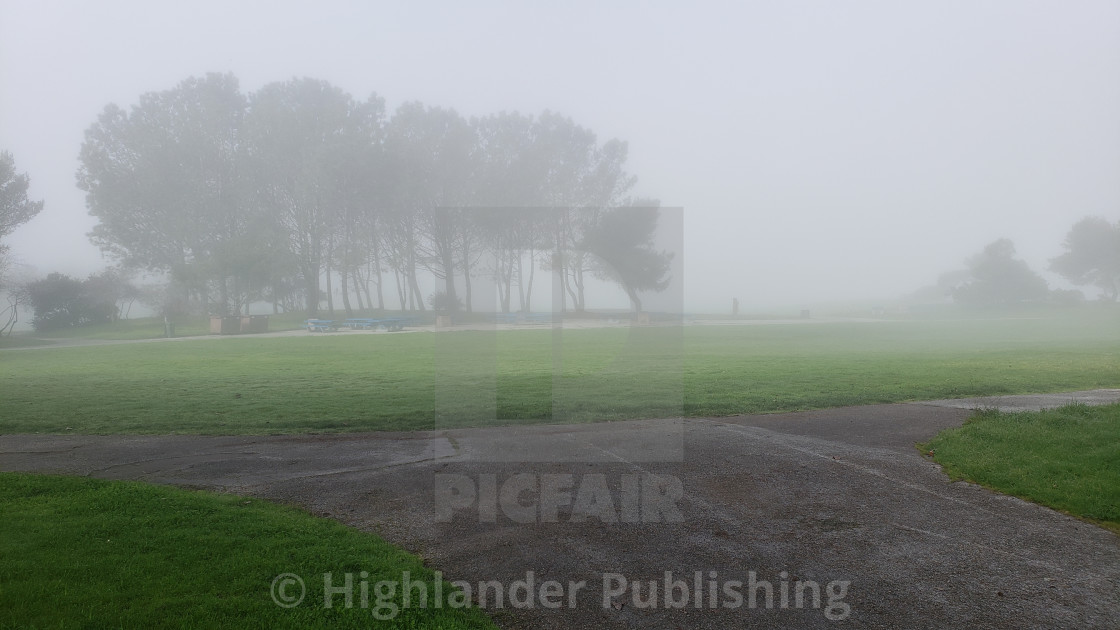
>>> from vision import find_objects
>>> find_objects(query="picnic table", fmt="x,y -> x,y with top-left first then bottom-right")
345,317 -> 410,332
305,319 -> 341,332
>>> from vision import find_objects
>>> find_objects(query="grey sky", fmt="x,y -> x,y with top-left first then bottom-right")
2,0 -> 1118,309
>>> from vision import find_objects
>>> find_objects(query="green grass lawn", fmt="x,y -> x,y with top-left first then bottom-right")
0,472 -> 497,629
0,336 -> 55,349
1,308 -> 1117,434
11,311 -> 315,341
922,403 -> 1120,533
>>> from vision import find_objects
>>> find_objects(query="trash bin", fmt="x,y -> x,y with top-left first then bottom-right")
210,316 -> 240,335
240,315 -> 269,334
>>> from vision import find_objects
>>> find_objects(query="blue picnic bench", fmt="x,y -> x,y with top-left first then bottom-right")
346,318 -> 410,331
305,319 -> 340,332
307,317 -> 414,332
344,318 -> 378,330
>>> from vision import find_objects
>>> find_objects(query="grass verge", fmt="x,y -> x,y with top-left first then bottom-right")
13,312 -> 314,341
0,472 -> 497,629
0,336 -> 54,349
922,403 -> 1120,533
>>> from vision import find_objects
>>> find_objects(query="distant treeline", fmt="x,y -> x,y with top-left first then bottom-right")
78,73 -> 670,316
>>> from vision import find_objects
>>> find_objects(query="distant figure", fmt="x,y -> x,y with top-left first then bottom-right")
732,298 -> 740,317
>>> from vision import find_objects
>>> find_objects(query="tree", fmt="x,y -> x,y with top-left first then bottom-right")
84,267 -> 140,321
0,152 -> 44,281
472,113 -> 553,313
384,103 -> 476,312
953,239 -> 1049,306
330,95 -> 387,316
1050,216 -> 1120,301
0,266 -> 34,336
75,72 -> 660,316
23,273 -> 117,331
243,78 -> 363,315
78,73 -> 253,314
582,204 -> 673,312
530,113 -> 636,312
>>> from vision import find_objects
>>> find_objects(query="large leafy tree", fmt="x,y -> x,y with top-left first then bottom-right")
953,239 -> 1049,306
243,78 -> 364,315
77,73 -> 255,314
330,95 -> 387,315
23,272 -> 117,331
1050,216 -> 1120,301
383,102 -> 476,311
0,151 -> 44,282
76,72 -> 657,316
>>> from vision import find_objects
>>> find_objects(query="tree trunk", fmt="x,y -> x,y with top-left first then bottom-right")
353,266 -> 367,312
461,238 -> 474,313
408,267 -> 425,311
497,253 -> 511,313
372,258 -> 384,310
463,261 -> 473,313
303,263 -> 320,316
525,249 -> 537,313
628,287 -> 642,313
340,267 -> 353,317
517,252 -> 527,313
563,263 -> 578,313
574,264 -> 586,312
393,268 -> 407,312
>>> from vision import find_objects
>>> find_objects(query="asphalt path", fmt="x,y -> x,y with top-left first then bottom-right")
2,390 -> 1118,628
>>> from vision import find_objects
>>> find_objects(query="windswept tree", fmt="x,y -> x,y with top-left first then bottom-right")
953,239 -> 1049,306
0,151 -> 44,282
1050,216 -> 1120,301
582,204 -> 673,312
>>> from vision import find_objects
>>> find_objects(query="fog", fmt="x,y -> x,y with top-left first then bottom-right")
2,0 -> 1118,312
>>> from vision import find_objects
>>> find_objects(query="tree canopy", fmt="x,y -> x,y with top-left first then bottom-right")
77,73 -> 666,316
22,272 -> 118,331
582,205 -> 673,312
1050,216 -> 1120,301
0,151 -> 44,284
953,239 -> 1049,306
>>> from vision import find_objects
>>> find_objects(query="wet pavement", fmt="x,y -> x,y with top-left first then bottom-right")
2,391 -> 1118,628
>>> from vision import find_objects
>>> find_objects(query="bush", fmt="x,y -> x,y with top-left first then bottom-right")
428,290 -> 463,313
24,273 -> 117,331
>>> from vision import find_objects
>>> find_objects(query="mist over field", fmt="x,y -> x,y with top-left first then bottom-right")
4,6 -> 1120,628
1,1 -> 1118,313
